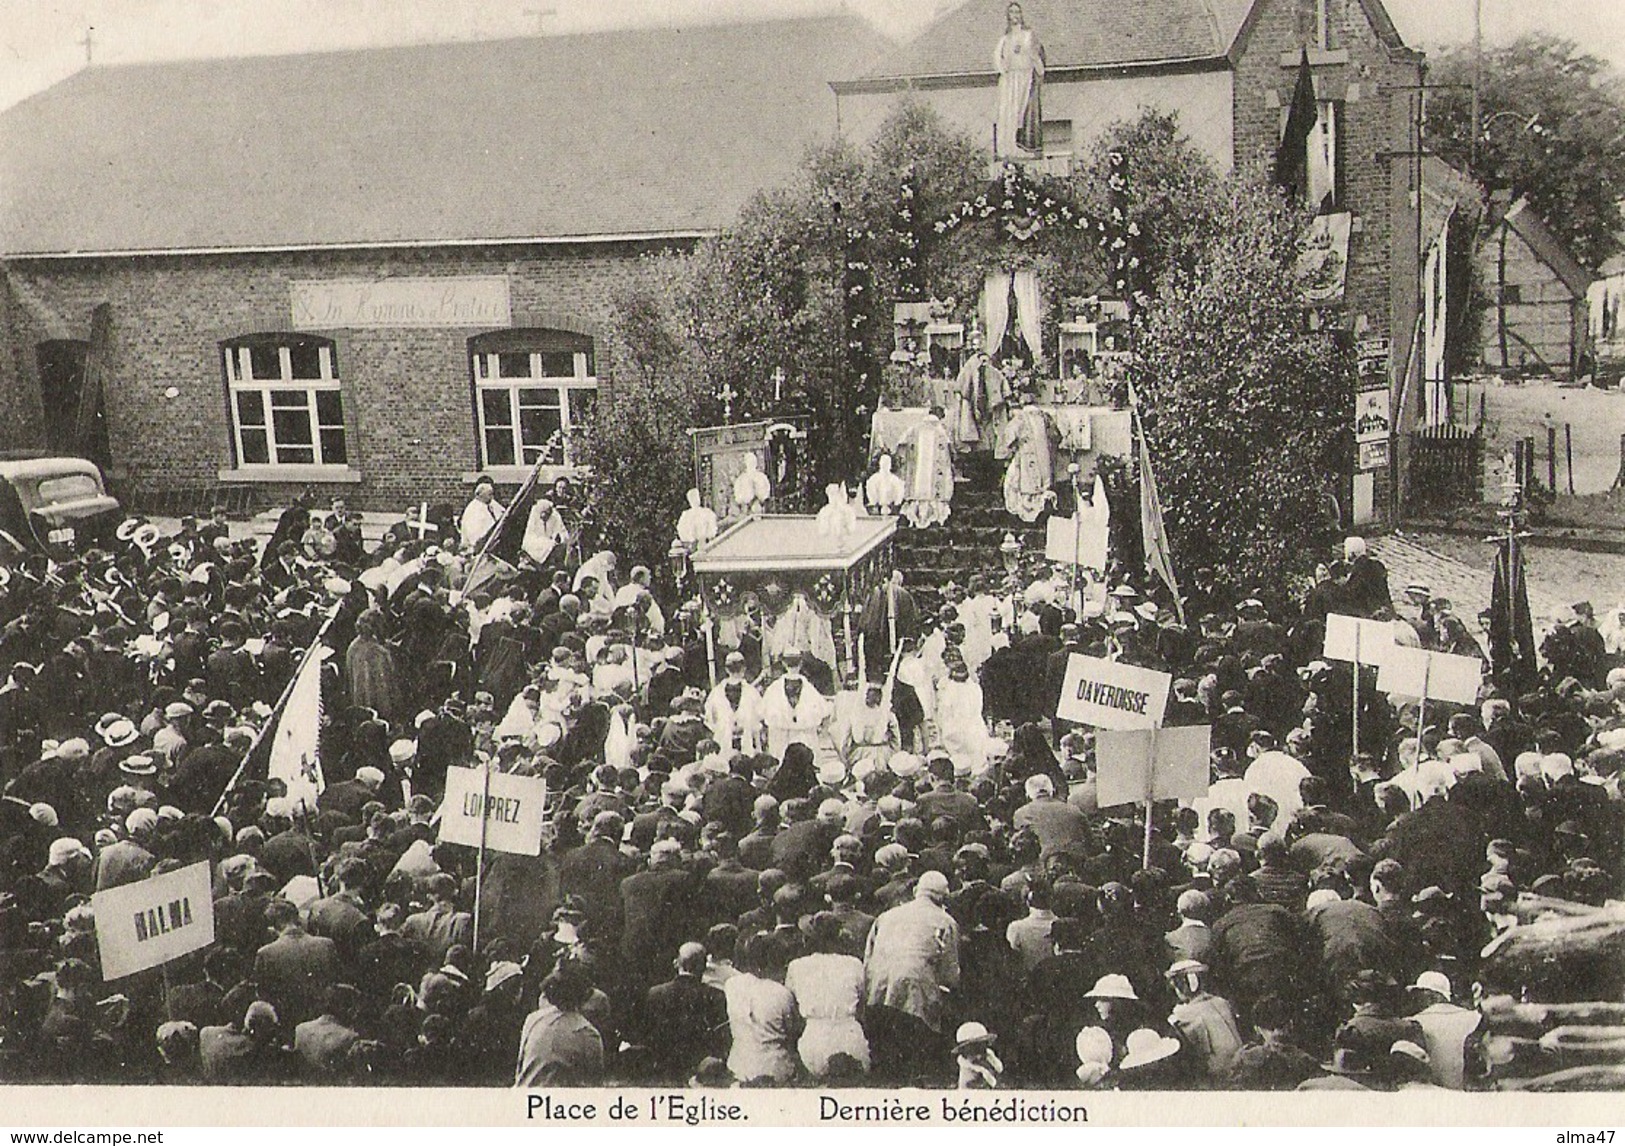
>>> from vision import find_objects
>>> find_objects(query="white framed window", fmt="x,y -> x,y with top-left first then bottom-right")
223,336 -> 348,469
471,335 -> 595,472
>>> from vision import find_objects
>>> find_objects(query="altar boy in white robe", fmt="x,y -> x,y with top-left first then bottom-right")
758,649 -> 831,760
705,650 -> 764,756
934,657 -> 990,776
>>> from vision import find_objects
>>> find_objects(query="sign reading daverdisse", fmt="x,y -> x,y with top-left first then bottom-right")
1055,655 -> 1171,731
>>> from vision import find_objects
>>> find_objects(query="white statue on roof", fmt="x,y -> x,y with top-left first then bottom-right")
677,488 -> 719,548
866,453 -> 906,516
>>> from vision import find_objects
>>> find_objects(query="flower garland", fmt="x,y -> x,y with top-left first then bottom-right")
923,158 -> 1143,303
893,166 -> 927,302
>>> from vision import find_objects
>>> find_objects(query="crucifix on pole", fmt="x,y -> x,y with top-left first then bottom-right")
79,26 -> 95,65
717,381 -> 739,424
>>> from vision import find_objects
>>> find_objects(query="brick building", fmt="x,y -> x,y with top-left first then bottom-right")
0,17 -> 876,511
833,0 -> 1429,525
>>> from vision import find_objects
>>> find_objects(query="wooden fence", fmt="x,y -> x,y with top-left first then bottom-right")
1406,423 -> 1484,513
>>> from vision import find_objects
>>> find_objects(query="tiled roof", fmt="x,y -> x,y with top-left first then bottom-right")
853,0 -> 1237,81
0,16 -> 880,255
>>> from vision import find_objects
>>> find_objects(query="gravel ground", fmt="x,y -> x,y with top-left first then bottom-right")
1472,378 -> 1625,496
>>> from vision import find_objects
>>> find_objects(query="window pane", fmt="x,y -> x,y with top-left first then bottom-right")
319,429 -> 347,465
288,342 -> 324,379
475,355 -> 489,380
538,350 -> 575,379
270,389 -> 310,410
314,389 -> 344,426
520,405 -> 563,451
235,390 -> 266,427
484,429 -> 515,467
240,428 -> 270,465
518,387 -> 562,409
272,407 -> 314,447
249,345 -> 283,380
480,388 -> 513,427
277,445 -> 315,465
498,352 -> 532,378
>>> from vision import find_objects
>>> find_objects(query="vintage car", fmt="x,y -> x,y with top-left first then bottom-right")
0,456 -> 123,556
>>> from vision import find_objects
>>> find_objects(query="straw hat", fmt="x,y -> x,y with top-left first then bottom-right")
1084,973 -> 1139,1001
1119,1028 -> 1181,1070
953,1022 -> 997,1054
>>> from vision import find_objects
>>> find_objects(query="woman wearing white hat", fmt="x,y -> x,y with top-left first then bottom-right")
1115,1028 -> 1184,1088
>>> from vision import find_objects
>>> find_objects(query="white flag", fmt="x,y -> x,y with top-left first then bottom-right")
268,645 -> 329,806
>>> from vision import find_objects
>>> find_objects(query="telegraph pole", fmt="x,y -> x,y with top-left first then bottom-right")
1470,0 -> 1482,168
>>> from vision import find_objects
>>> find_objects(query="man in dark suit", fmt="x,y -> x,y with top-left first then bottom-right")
630,780 -> 689,852
317,766 -> 383,823
699,755 -> 757,840
355,903 -> 429,1013
559,812 -> 636,944
738,794 -> 780,871
304,858 -> 375,972
254,898 -> 340,1027
741,885 -> 806,981
638,942 -> 728,1082
808,834 -> 869,902
769,798 -> 838,882
619,840 -> 701,991
206,620 -> 261,708
821,873 -> 876,956
702,832 -> 760,927
1164,889 -> 1217,966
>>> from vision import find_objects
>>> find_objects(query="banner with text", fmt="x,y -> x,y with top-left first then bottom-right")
1376,646 -> 1483,706
290,276 -> 512,329
439,767 -> 548,856
1096,725 -> 1212,808
1056,655 -> 1171,731
1323,613 -> 1396,667
91,861 -> 215,981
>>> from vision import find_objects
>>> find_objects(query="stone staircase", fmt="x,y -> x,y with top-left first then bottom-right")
892,456 -> 1048,611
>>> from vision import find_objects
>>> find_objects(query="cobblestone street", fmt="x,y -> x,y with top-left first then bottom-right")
1373,531 -> 1625,635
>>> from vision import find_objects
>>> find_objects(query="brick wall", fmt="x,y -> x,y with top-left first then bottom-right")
1,240 -> 694,510
1231,0 -> 1422,526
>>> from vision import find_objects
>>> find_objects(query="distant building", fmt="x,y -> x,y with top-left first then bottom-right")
1478,191 -> 1596,380
1585,240 -> 1624,377
0,18 -> 876,510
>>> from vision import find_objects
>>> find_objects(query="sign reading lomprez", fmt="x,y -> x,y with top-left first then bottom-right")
291,276 -> 512,329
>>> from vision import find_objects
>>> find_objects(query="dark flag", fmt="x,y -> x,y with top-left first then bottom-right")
1275,49 -> 1318,202
461,457 -> 545,599
1490,538 -> 1536,693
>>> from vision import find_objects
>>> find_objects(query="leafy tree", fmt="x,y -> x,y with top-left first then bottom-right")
1074,110 -> 1223,299
579,252 -> 713,574
1426,35 -> 1625,268
1125,138 -> 1353,586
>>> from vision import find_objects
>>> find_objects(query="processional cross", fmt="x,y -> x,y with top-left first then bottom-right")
717,382 -> 739,424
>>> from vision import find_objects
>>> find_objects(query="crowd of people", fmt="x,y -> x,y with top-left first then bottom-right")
0,485 -> 1621,1091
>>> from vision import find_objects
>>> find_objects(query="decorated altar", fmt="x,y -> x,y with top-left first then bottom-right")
690,513 -> 897,678
861,155 -> 1147,526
